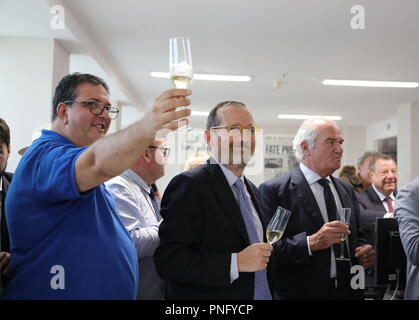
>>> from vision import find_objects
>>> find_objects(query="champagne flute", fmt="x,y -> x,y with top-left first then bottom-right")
266,206 -> 291,244
169,37 -> 193,130
338,208 -> 351,258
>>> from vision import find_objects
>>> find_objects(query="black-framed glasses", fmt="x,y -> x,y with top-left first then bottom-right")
148,145 -> 171,158
63,100 -> 120,120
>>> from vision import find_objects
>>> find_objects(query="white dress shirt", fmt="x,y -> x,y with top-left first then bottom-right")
372,184 -> 396,218
210,157 -> 264,282
300,163 -> 343,278
105,169 -> 163,300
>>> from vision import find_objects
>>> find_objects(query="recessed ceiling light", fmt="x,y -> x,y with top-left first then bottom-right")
191,110 -> 210,116
150,72 -> 251,82
323,79 -> 419,88
277,114 -> 342,121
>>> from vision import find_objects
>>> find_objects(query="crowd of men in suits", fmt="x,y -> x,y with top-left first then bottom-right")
0,72 -> 416,300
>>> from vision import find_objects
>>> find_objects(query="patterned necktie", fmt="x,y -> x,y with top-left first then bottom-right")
317,178 -> 341,257
233,179 -> 272,300
384,197 -> 394,213
148,187 -> 162,221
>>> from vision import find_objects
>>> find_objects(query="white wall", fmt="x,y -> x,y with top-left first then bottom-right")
341,126 -> 366,168
397,103 -> 419,187
365,117 -> 397,151
0,37 -> 69,172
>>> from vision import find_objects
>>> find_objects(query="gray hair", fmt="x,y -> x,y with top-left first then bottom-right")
292,120 -> 320,161
356,151 -> 380,168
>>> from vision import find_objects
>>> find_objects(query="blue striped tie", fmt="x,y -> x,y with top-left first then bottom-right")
233,179 -> 272,300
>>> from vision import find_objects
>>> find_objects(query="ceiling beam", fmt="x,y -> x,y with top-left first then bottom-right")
45,0 -> 147,112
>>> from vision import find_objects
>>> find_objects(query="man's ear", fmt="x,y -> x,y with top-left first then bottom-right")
143,148 -> 152,164
301,141 -> 310,156
56,103 -> 70,124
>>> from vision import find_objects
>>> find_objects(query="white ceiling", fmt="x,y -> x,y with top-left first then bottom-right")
2,0 -> 419,127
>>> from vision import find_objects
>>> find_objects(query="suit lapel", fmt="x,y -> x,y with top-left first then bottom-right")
292,168 -> 324,230
331,176 -> 351,208
244,177 -> 267,229
366,186 -> 386,213
203,163 -> 250,244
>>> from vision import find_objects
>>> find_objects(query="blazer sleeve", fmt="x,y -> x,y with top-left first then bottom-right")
349,186 -> 368,247
395,178 -> 419,266
259,181 -> 311,267
153,173 -> 231,287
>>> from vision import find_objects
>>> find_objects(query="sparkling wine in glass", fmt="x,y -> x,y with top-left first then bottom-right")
169,37 -> 193,130
266,206 -> 291,244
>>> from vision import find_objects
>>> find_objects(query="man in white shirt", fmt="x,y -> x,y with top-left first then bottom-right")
106,139 -> 169,300
357,154 -> 397,246
357,154 -> 397,216
259,119 -> 374,299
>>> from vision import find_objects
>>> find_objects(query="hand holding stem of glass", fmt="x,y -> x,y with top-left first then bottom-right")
169,37 -> 193,128
266,206 -> 291,245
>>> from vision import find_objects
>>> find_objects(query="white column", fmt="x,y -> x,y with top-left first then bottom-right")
397,103 -> 419,187
341,125 -> 366,168
0,37 -> 69,171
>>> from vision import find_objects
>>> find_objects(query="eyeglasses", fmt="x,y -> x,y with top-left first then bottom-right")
63,100 -> 120,120
210,123 -> 261,135
148,145 -> 171,158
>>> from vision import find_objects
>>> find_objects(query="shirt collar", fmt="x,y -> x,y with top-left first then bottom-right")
210,157 -> 244,187
372,184 -> 395,201
0,177 -> 2,192
40,129 -> 77,146
121,169 -> 151,194
299,163 -> 331,185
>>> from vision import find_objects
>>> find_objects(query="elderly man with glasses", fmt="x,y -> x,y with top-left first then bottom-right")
3,72 -> 190,299
154,101 -> 274,300
106,139 -> 170,300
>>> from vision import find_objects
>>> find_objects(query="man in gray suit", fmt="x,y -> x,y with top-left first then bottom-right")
395,176 -> 419,300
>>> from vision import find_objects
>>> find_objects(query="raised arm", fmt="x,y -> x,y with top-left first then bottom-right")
75,89 -> 191,192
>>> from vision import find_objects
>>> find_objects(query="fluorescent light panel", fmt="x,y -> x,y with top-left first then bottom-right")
278,114 -> 342,121
191,110 -> 210,116
323,79 -> 419,88
150,72 -> 251,82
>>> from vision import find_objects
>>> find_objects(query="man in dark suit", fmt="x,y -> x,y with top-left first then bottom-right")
259,119 -> 374,300
356,151 -> 379,193
357,154 -> 397,246
154,101 -> 273,300
0,118 -> 12,294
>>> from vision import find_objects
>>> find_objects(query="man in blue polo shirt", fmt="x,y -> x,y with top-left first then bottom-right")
3,73 -> 191,299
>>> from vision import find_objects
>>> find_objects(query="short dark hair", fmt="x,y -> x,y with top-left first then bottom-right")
51,73 -> 110,121
206,101 -> 246,129
369,154 -> 396,172
0,118 -> 10,147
